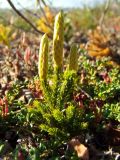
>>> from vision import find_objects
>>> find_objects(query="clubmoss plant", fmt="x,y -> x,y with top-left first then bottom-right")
69,44 -> 78,71
53,11 -> 64,71
38,33 -> 49,82
35,11 -> 88,141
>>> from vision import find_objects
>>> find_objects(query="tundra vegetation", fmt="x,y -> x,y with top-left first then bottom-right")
0,0 -> 120,159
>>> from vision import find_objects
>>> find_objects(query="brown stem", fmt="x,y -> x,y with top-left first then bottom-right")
16,0 -> 41,19
99,0 -> 111,27
7,0 -> 45,35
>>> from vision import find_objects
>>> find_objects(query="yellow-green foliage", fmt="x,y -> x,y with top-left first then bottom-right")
53,109 -> 64,122
38,34 -> 49,81
66,105 -> 75,120
36,6 -> 54,35
53,11 -> 64,70
0,24 -> 11,46
69,44 -> 78,71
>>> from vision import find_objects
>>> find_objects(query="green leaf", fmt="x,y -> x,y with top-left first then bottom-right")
66,105 -> 75,120
52,109 -> 64,122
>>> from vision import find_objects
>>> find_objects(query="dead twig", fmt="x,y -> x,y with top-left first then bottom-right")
6,0 -> 45,35
99,0 -> 111,28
